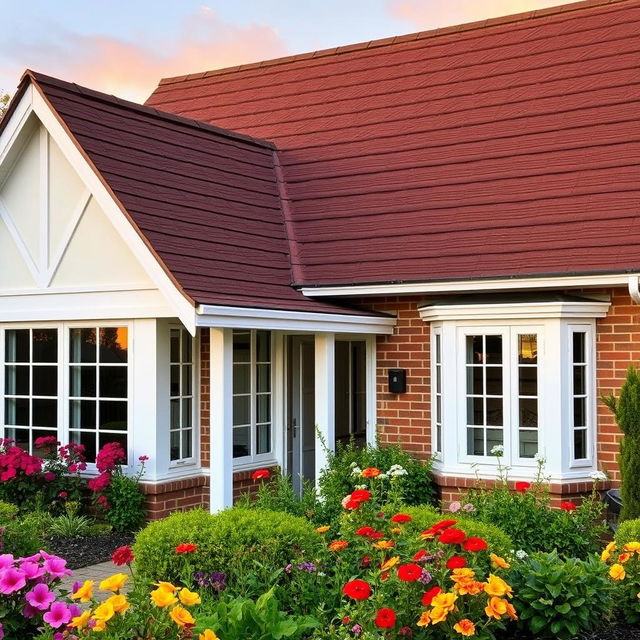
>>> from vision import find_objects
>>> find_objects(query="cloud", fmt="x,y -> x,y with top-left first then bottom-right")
387,0 -> 578,30
0,7 -> 288,102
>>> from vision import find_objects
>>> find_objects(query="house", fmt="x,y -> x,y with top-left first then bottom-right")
0,0 -> 638,516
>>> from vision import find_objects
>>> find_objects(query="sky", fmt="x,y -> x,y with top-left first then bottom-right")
1,0 -> 578,103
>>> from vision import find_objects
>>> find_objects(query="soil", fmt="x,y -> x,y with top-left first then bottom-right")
46,532 -> 135,569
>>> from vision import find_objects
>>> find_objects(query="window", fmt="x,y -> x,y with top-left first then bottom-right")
335,340 -> 367,446
433,331 -> 443,454
1,324 -> 129,462
170,328 -> 194,463
571,329 -> 589,462
232,330 -> 272,461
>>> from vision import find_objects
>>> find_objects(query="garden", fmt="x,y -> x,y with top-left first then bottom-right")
1,368 -> 640,639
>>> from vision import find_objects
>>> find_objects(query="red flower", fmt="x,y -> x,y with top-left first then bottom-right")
375,608 -> 397,629
560,501 -> 577,512
58,492 -> 68,499
515,481 -> 531,493
342,579 -> 371,600
356,526 -> 375,537
421,586 -> 442,606
462,537 -> 488,552
397,563 -> 423,582
369,531 -> 385,540
380,571 -> 390,581
439,528 -> 466,544
252,469 -> 270,480
446,555 -> 467,569
413,550 -> 429,562
399,626 -> 413,637
345,499 -> 361,510
175,543 -> 198,554
360,555 -> 372,568
391,513 -> 412,523
350,489 -> 371,503
43,472 -> 56,482
362,467 -> 381,478
112,546 -> 134,566
433,519 -> 457,530
342,617 -> 350,625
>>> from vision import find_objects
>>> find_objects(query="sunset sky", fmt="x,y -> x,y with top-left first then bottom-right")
2,0 -> 578,103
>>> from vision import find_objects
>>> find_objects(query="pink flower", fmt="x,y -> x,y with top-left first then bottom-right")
43,602 -> 72,628
0,567 -> 26,594
462,503 -> 476,512
43,556 -> 71,579
68,464 -> 78,473
88,472 -> 111,493
0,468 -> 16,482
0,621 -> 4,639
138,455 -> 149,462
0,554 -> 14,570
26,583 -> 56,610
58,492 -> 68,499
22,603 -> 39,618
19,560 -> 45,580
43,472 -> 56,482
448,501 -> 462,513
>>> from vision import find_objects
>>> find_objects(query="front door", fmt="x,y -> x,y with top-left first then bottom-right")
287,336 -> 316,494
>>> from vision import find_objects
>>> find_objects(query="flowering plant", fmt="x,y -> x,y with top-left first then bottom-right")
601,539 -> 640,623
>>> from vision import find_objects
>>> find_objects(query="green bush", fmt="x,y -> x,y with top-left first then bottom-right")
134,508 -> 321,589
509,550 -> 614,639
49,513 -> 92,538
105,474 -> 146,532
615,518 -> 640,547
314,440 -> 436,526
20,511 -> 55,537
0,501 -> 18,524
0,515 -> 42,557
381,504 -> 513,558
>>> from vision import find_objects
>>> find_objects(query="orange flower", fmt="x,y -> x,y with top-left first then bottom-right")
329,540 -> 349,551
453,619 -> 476,636
380,556 -> 400,571
175,543 -> 197,554
490,553 -> 510,569
506,602 -> 518,621
391,527 -> 402,535
417,610 -> 431,627
483,574 -> 513,598
619,553 -> 631,564
361,467 -> 381,478
485,597 -> 508,620
372,540 -> 395,550
315,526 -> 330,534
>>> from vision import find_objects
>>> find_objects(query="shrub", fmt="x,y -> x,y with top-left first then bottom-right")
603,365 -> 640,521
20,511 -> 55,537
314,440 -> 436,526
49,513 -> 92,538
0,500 -> 18,524
0,511 -> 42,557
134,508 -> 321,588
509,550 -> 614,639
615,518 -> 640,547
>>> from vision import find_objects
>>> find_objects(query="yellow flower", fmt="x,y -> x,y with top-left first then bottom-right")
453,619 -> 476,636
70,580 -> 94,602
68,610 -> 92,629
391,527 -> 402,535
199,631 -> 221,640
151,587 -> 179,607
104,594 -> 130,614
380,556 -> 400,571
485,596 -> 509,620
430,606 -> 450,624
155,581 -> 180,593
99,573 -> 128,593
92,602 -> 115,622
451,568 -> 476,582
619,553 -> 631,564
605,541 -> 617,553
315,526 -> 330,533
92,619 -> 107,632
490,553 -> 510,569
431,592 -> 457,614
417,611 -> 431,627
372,540 -> 395,549
179,587 -> 202,606
483,574 -> 513,598
601,549 -> 611,563
169,605 -> 196,627
624,541 -> 640,553
610,563 -> 626,581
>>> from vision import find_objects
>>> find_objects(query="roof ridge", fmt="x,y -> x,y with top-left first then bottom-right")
157,0 -> 628,86
23,70 -> 276,150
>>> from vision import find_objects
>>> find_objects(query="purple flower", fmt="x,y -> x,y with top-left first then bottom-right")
211,572 -> 227,592
448,501 -> 462,513
0,554 -> 14,570
418,569 -> 432,585
284,564 -> 293,573
43,556 -> 71,579
72,581 -> 82,594
69,603 -> 82,618
296,562 -> 316,573
351,624 -> 363,635
0,567 -> 26,594
462,503 -> 476,513
23,603 -> 39,618
43,602 -> 72,628
26,583 -> 56,610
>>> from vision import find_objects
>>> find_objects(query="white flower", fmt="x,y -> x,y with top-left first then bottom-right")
590,470 -> 607,481
490,445 -> 504,456
388,465 -> 408,477
515,549 -> 528,560
350,462 -> 358,468
378,473 -> 388,480
448,501 -> 462,513
350,466 -> 362,476
317,572 -> 326,577
355,484 -> 368,490
534,453 -> 546,464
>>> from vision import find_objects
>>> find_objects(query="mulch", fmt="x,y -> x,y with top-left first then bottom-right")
46,532 -> 136,569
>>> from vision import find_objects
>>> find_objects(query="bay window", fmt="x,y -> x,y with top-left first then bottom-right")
169,328 -> 195,463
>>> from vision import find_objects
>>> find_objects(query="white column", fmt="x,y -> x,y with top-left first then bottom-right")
314,332 -> 335,484
543,319 -> 565,478
365,335 -> 378,446
209,327 -> 234,512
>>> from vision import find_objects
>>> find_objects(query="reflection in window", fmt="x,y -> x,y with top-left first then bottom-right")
170,329 -> 194,462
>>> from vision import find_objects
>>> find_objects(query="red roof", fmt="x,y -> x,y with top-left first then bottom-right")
12,71 -> 377,315
148,0 -> 640,287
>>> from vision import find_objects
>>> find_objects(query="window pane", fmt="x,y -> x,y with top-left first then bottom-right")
5,330 -> 29,363
256,423 -> 271,455
436,395 -> 441,423
256,364 -> 271,393
573,365 -> 586,395
233,364 -> 250,394
33,366 -> 57,396
485,336 -> 502,364
573,332 -> 586,363
486,398 -> 503,426
70,430 -> 97,463
574,397 -> 586,427
574,429 -> 587,460
70,366 -> 96,397
233,332 -> 250,362
6,427 -> 29,450
467,427 -> 484,455
182,429 -> 192,459
69,399 -> 96,429
170,398 -> 180,428
32,399 -> 57,427
519,398 -> 538,428
99,367 -> 127,398
70,328 -> 96,363
486,428 -> 503,451
170,430 -> 180,461
486,366 -> 503,395
256,331 -> 271,362
467,367 -> 483,394
520,430 -> 538,458
435,334 -> 441,363
170,365 -> 180,396
233,426 -> 250,458
466,336 -> 483,364
99,401 -> 127,431
5,398 -> 29,425
518,334 -> 538,364
32,330 -> 57,363
518,367 -> 537,396
5,365 -> 29,395
257,394 -> 271,424
170,329 -> 180,362
182,332 -> 192,362
182,365 -> 192,395
467,396 -> 483,425
436,365 -> 441,393
182,398 -> 192,429
99,328 -> 128,363
233,396 -> 250,426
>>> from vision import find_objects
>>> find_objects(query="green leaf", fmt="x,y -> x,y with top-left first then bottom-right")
555,603 -> 571,614
530,615 -> 548,634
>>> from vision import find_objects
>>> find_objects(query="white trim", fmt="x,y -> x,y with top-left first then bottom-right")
365,335 -> 377,446
300,273 -> 639,297
196,304 -> 395,334
419,300 -> 611,322
314,332 -> 335,485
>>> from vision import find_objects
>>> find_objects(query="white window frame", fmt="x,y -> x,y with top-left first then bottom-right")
168,326 -> 196,467
232,329 -> 275,468
0,321 -> 133,468
431,328 -> 443,458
